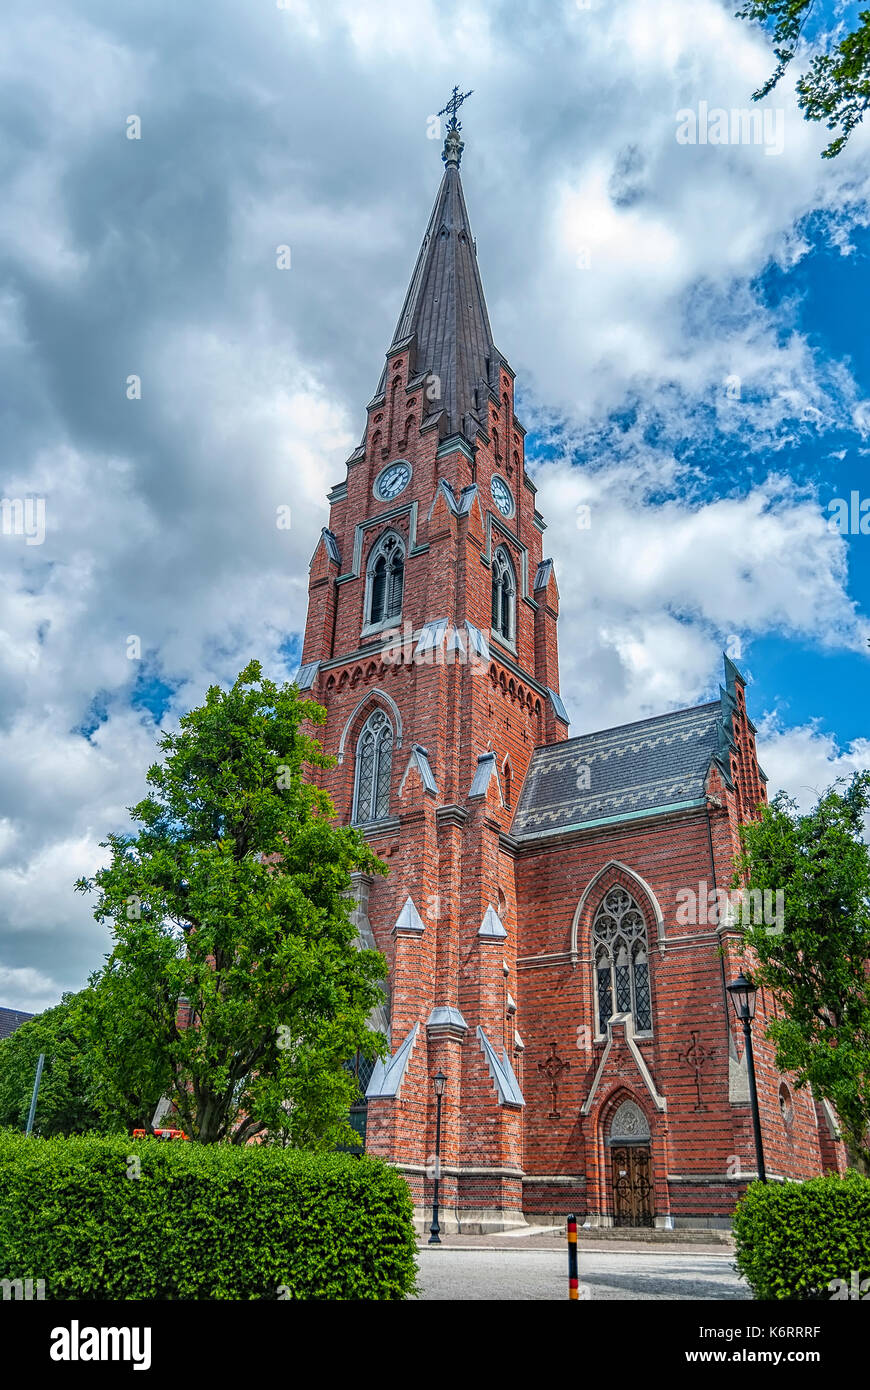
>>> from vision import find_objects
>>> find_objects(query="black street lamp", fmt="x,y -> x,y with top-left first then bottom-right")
428,1070 -> 447,1245
726,973 -> 767,1183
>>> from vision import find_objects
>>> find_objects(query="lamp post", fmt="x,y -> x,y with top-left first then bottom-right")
428,1070 -> 447,1245
25,1053 -> 45,1136
726,973 -> 767,1183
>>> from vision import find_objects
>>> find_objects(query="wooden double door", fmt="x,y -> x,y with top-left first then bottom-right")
610,1144 -> 654,1227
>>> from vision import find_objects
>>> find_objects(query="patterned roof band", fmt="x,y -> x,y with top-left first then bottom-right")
511,682 -> 767,840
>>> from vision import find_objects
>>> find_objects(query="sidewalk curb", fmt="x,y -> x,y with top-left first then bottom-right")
417,1243 -> 735,1256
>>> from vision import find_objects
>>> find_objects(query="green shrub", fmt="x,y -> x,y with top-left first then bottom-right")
0,1132 -> 418,1300
733,1171 -> 870,1300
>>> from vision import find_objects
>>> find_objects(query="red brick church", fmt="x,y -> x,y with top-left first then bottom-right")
296,109 -> 845,1230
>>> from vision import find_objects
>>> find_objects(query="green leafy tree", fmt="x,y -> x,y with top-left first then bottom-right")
0,990 -> 103,1136
737,2 -> 870,156
76,661 -> 388,1147
732,771 -> 870,1171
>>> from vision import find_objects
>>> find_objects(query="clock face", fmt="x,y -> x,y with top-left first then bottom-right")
491,475 -> 514,518
375,462 -> 411,501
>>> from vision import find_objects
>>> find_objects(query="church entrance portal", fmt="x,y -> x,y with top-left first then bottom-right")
607,1099 -> 654,1228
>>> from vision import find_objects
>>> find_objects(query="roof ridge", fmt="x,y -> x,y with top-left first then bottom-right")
537,700 -> 722,750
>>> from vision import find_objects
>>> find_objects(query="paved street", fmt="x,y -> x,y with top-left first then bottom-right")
414,1245 -> 750,1300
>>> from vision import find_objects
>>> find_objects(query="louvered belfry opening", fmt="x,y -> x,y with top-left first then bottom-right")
491,546 -> 515,642
353,708 -> 393,825
369,533 -> 404,625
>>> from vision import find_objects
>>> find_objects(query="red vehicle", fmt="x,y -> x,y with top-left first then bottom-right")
131,1127 -> 189,1141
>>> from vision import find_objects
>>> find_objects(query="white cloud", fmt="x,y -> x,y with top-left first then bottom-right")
0,0 -> 869,1008
535,459 -> 868,730
0,965 -> 60,1014
756,717 -> 870,813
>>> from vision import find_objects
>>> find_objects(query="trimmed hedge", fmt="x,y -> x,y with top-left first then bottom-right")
0,1132 -> 418,1300
733,1171 -> 870,1300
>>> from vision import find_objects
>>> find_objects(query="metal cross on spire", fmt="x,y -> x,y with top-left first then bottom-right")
438,85 -> 473,131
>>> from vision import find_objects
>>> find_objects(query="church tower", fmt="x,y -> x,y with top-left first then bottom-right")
296,99 -> 845,1231
297,100 -> 567,1230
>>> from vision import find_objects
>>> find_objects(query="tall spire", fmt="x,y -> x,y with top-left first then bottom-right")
372,92 -> 505,446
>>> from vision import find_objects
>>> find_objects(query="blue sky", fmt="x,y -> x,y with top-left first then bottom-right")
524,211 -> 870,746
0,0 -> 868,1011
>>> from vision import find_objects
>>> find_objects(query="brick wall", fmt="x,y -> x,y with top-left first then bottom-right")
295,308 -> 842,1230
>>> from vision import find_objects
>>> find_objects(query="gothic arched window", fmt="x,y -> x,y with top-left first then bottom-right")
367,532 -> 404,628
592,887 -> 652,1036
491,546 -> 515,645
353,708 -> 393,824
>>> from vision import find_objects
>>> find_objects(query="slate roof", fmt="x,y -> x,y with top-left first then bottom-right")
512,701 -> 729,841
0,1007 -> 35,1040
370,148 -> 505,444
433,479 -> 479,516
534,559 -> 554,591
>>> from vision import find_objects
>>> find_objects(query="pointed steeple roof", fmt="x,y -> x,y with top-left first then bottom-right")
372,123 -> 504,445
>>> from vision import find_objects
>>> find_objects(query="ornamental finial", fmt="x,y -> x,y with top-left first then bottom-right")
438,85 -> 473,168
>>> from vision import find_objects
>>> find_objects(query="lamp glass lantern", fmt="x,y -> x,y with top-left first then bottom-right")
433,1070 -> 447,1099
726,972 -> 757,1023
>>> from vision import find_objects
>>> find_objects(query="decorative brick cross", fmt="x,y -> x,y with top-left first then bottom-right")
538,1041 -> 570,1119
680,1029 -> 713,1111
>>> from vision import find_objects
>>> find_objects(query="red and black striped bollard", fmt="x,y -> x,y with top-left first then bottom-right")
567,1213 -> 579,1299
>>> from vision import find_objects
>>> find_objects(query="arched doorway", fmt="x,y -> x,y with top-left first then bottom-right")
607,1099 -> 654,1228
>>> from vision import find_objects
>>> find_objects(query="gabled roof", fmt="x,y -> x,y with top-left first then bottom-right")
366,1022 -> 419,1100
511,652 -> 769,840
431,479 -> 479,516
371,139 -> 504,443
294,661 -> 320,690
534,559 -> 554,591
477,1026 -> 524,1107
320,528 -> 341,565
0,1007 -> 35,1040
512,701 -> 729,841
